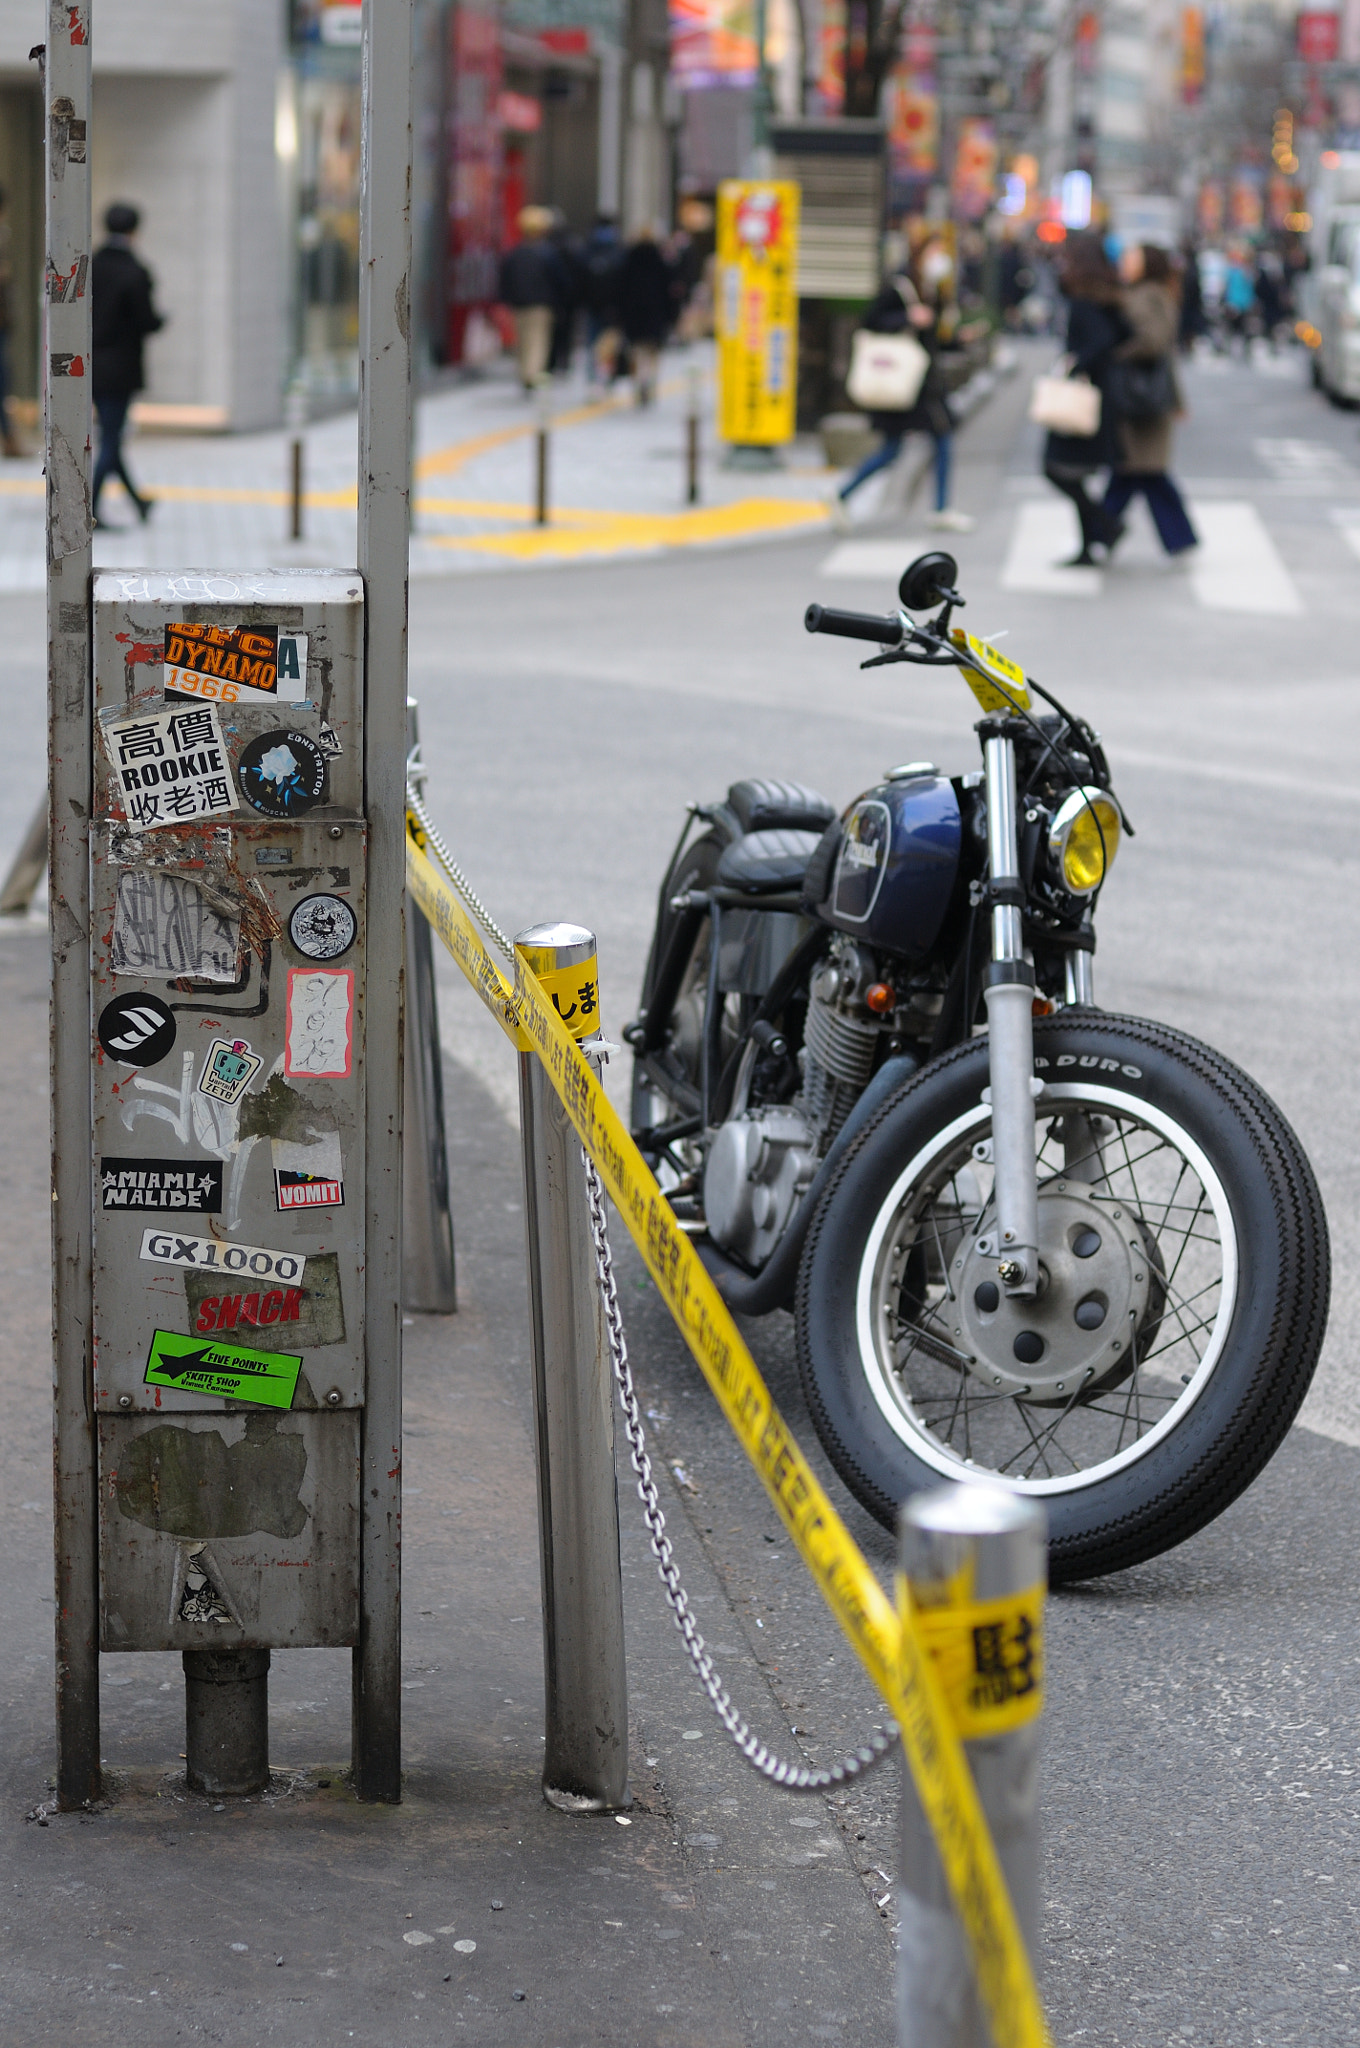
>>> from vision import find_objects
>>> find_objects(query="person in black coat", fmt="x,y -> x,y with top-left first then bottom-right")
91,202 -> 164,526
1042,232 -> 1126,565
614,226 -> 674,406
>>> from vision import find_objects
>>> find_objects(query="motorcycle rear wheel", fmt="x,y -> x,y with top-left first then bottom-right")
795,1013 -> 1330,1583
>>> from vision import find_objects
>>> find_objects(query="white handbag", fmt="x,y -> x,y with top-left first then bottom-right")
1028,373 -> 1101,437
846,327 -> 931,412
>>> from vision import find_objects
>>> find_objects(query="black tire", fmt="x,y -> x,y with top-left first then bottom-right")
795,1012 -> 1330,1583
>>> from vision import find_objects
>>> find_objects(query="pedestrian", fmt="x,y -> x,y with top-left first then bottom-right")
582,213 -> 622,383
1102,243 -> 1197,559
1177,238 -> 1206,353
1221,242 -> 1256,355
1040,231 -> 1126,566
1255,247 -> 1288,350
547,210 -> 586,376
614,225 -> 674,406
497,206 -> 568,393
833,236 -> 974,533
91,201 -> 164,528
0,185 -> 22,458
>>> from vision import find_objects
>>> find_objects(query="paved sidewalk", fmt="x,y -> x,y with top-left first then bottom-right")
0,346 -> 843,584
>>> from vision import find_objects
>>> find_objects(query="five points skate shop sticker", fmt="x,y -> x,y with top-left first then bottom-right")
102,704 -> 238,831
197,1036 -> 263,1105
101,1159 -> 224,1212
238,729 -> 328,819
98,991 -> 177,1068
163,623 -> 308,707
144,1328 -> 303,1411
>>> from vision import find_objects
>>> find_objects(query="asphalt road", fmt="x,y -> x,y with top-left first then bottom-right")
2,339 -> 1359,2046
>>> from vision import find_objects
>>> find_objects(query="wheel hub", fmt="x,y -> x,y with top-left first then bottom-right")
947,1182 -> 1152,1401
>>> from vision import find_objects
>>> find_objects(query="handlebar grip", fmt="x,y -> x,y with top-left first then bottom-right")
804,603 -> 904,646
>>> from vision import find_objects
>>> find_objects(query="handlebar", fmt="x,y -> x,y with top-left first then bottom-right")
804,603 -> 904,647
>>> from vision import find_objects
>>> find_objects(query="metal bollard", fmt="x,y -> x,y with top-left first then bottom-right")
183,1647 -> 271,1797
685,362 -> 701,505
534,387 -> 551,527
898,1485 -> 1046,2047
516,922 -> 628,1812
402,703 -> 456,1313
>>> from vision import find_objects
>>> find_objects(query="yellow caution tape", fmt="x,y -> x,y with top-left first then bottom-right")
909,1580 -> 1045,1741
406,815 -> 1051,2048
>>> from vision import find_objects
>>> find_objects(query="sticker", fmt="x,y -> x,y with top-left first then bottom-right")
272,1131 -> 344,1211
174,1543 -> 242,1627
98,991 -> 177,1067
111,870 -> 241,983
140,1228 -> 306,1283
255,847 -> 292,867
184,1251 -> 345,1346
163,623 -> 308,706
237,729 -> 328,819
197,1036 -> 263,1105
909,1582 -> 1044,1739
144,1327 -> 303,1411
101,1158 -> 224,1212
101,704 -> 238,831
316,721 -> 343,758
289,894 -> 356,961
949,629 -> 1033,716
285,968 -> 354,1078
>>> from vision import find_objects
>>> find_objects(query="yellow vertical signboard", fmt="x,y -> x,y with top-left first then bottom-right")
715,180 -> 800,449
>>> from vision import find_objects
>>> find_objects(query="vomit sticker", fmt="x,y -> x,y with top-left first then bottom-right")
197,1036 -> 263,1105
288,893 -> 356,961
272,1131 -> 344,1211
144,1327 -> 303,1410
111,870 -> 241,983
237,729 -> 328,819
139,1228 -> 306,1283
101,704 -> 238,831
102,1158 -> 224,1212
284,968 -> 353,1078
163,622 -> 308,706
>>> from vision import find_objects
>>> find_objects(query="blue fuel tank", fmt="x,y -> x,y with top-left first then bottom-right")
819,771 -> 962,962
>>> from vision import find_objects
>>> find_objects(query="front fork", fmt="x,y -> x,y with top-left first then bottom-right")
981,732 -> 1042,1301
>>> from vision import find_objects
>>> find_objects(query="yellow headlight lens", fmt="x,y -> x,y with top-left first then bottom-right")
1049,789 -> 1120,896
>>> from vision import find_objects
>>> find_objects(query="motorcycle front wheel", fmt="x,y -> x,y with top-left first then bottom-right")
795,1013 -> 1330,1583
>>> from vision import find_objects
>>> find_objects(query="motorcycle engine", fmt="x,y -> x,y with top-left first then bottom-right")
703,939 -> 889,1268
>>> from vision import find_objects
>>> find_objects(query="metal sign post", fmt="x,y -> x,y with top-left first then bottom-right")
47,0 -> 411,1808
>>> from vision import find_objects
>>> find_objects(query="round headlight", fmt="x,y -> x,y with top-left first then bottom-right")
1048,788 -> 1120,896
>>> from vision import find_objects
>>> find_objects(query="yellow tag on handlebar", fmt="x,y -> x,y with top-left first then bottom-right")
950,629 -> 1032,715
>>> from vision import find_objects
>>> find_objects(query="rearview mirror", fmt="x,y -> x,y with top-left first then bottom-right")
898,551 -> 959,613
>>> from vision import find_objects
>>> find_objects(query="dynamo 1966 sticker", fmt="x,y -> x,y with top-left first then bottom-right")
139,1229 -> 306,1283
144,1328 -> 303,1410
163,622 -> 307,707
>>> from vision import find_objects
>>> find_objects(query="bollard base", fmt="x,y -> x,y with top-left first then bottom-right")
183,1647 -> 271,1797
543,1781 -> 632,1816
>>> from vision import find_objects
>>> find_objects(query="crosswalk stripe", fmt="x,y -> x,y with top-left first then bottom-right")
999,500 -> 1103,596
1332,511 -> 1360,566
819,539 -> 931,581
1186,501 -> 1302,616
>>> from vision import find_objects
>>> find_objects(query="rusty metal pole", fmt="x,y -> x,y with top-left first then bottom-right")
352,0 -> 413,1803
534,385 -> 550,526
183,1649 -> 271,1797
43,4 -> 99,1811
290,438 -> 303,540
685,362 -> 700,505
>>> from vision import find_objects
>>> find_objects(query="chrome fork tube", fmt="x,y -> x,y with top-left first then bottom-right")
982,734 -> 1041,1301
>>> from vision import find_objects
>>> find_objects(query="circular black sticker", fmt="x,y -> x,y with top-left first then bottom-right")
98,991 -> 177,1068
289,893 -> 357,961
237,729 -> 328,819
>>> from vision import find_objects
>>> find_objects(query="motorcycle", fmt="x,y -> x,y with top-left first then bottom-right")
626,551 -> 1329,1583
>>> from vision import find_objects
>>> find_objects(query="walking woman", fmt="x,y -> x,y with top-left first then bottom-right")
834,236 -> 973,533
1102,244 -> 1197,558
1042,232 -> 1126,566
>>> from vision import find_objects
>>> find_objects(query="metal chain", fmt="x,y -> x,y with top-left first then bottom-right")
406,774 -> 514,960
582,1151 -> 898,1793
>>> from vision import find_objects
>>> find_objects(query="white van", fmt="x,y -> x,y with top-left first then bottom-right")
1304,153 -> 1360,402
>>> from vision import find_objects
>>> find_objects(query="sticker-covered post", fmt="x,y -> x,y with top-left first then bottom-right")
898,1486 -> 1046,2047
45,0 -> 99,1811
353,0 -> 414,1802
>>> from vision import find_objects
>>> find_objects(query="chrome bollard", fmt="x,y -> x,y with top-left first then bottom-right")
516,923 -> 628,1812
898,1485 -> 1046,2046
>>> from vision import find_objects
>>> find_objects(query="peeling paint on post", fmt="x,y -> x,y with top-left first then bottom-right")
44,0 -> 99,1811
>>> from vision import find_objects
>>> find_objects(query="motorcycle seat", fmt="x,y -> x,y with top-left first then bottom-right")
716,827 -> 825,896
725,777 -> 837,836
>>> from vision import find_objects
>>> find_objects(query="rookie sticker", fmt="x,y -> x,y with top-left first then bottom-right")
949,629 -> 1032,716
289,893 -> 356,961
197,1036 -> 263,1105
98,991 -> 177,1067
237,729 -> 328,819
101,704 -> 238,831
144,1327 -> 303,1410
163,623 -> 308,707
285,968 -> 354,1077
910,1583 -> 1044,1739
140,1228 -> 306,1282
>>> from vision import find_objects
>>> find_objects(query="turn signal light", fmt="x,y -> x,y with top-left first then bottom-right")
865,982 -> 896,1014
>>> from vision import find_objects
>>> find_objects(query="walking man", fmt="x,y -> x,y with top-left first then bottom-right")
91,201 -> 164,527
